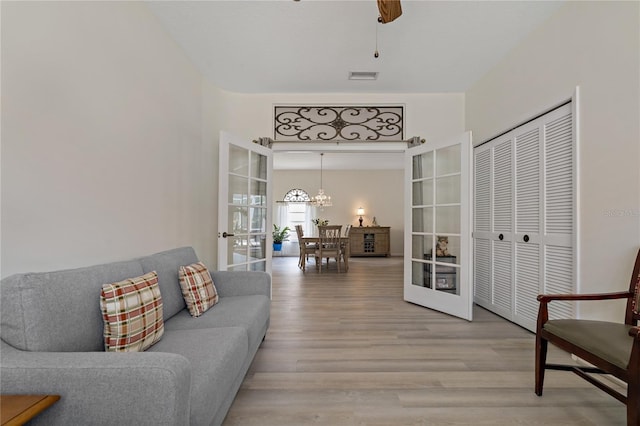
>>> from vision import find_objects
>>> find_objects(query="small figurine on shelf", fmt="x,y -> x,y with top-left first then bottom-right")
435,236 -> 450,257
371,216 -> 379,227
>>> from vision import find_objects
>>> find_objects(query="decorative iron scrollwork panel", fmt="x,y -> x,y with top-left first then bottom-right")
274,106 -> 404,141
283,188 -> 311,202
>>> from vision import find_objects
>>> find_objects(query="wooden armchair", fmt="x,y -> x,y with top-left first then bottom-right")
535,248 -> 640,425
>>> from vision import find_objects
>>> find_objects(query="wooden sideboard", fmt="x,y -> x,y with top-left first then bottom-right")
349,226 -> 390,257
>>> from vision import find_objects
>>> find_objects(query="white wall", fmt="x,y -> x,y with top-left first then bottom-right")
1,2 -> 220,277
199,80 -> 226,267
274,169 -> 405,255
218,92 -> 465,145
466,1 -> 640,321
0,2 -> 466,277
214,91 -> 466,259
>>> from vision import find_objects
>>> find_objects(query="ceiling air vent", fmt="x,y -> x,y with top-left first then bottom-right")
348,71 -> 378,81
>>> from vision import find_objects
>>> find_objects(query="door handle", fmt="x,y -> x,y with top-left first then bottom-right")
222,232 -> 235,238
498,234 -> 504,241
523,235 -> 530,242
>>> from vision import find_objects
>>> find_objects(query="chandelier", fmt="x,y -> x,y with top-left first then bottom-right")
310,153 -> 332,208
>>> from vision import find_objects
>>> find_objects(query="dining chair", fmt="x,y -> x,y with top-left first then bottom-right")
315,225 -> 343,273
341,224 -> 352,270
295,225 -> 314,272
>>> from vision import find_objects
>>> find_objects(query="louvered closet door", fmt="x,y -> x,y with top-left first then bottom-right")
513,121 -> 542,330
473,144 -> 492,309
513,103 -> 575,330
473,102 -> 575,332
491,137 -> 514,319
542,106 -> 575,321
473,135 -> 514,320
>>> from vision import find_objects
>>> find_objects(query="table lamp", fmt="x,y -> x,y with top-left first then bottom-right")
357,207 -> 365,227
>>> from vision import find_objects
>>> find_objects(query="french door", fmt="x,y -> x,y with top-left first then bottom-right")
218,131 -> 273,273
404,132 -> 473,320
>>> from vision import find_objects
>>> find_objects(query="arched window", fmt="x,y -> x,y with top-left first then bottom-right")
283,188 -> 311,203
274,189 -> 318,256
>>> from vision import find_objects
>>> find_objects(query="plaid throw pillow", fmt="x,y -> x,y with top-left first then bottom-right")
100,271 -> 164,352
179,262 -> 219,317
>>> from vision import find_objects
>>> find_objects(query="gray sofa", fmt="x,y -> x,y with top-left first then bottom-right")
0,247 -> 271,426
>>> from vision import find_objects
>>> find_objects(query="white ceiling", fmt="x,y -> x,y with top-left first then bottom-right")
147,0 -> 564,169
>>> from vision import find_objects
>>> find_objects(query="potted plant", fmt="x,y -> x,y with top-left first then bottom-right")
272,224 -> 290,252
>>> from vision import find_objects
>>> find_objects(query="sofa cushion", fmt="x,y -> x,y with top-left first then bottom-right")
164,295 -> 270,352
178,262 -> 219,317
0,260 -> 144,352
100,271 -> 164,352
147,327 -> 249,426
138,247 -> 198,321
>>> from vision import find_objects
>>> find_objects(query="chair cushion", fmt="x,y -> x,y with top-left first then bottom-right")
543,319 -> 633,370
179,262 -> 219,317
100,271 -> 164,352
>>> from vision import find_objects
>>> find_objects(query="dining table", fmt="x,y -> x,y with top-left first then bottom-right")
300,235 -> 350,272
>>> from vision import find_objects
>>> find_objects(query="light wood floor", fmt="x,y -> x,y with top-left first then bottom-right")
223,256 -> 626,425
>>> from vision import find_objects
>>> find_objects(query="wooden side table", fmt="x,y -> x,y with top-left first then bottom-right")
349,226 -> 390,257
1,395 -> 60,426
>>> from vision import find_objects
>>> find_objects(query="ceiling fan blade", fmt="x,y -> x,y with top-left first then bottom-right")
377,0 -> 402,24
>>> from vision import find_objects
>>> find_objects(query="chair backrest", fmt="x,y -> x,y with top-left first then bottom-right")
295,224 -> 304,239
344,224 -> 352,237
318,225 -> 342,250
625,248 -> 640,325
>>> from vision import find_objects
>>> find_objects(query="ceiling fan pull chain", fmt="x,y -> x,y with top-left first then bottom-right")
374,17 -> 380,58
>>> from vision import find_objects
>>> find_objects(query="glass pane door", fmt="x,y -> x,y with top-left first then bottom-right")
219,131 -> 272,273
404,132 -> 472,320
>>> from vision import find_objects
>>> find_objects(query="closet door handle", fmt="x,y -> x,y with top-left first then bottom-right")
498,234 -> 504,241
523,235 -> 530,242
